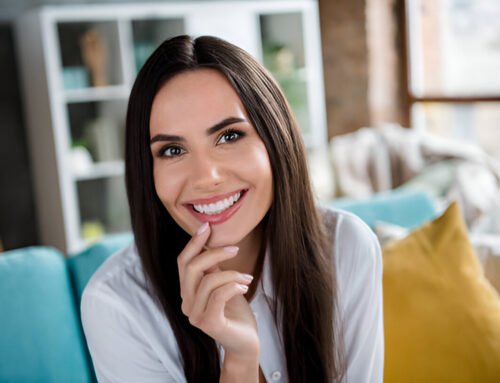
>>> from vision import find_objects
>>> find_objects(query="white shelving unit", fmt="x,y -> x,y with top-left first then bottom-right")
15,1 -> 327,253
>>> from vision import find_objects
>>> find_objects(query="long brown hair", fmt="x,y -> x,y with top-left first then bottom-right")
125,35 -> 345,382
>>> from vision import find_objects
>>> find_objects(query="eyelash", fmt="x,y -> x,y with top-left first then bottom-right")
158,128 -> 245,159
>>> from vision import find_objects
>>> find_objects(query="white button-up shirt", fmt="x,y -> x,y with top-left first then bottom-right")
81,208 -> 384,382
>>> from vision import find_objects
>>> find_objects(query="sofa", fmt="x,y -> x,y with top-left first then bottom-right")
0,234 -> 132,383
0,190 -> 439,382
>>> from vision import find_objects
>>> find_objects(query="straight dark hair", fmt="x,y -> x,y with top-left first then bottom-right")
125,35 -> 345,382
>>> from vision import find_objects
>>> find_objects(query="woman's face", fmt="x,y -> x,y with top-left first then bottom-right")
150,69 -> 273,248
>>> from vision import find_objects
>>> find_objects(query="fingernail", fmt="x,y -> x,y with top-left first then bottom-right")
197,222 -> 209,235
238,284 -> 249,291
223,246 -> 239,254
240,273 -> 254,282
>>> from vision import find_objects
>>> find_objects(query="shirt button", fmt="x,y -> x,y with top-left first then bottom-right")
271,370 -> 281,381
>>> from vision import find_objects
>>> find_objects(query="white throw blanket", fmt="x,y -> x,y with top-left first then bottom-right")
329,123 -> 500,232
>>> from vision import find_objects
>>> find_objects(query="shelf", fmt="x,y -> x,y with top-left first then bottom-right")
64,85 -> 130,103
73,160 -> 124,181
16,2 -> 324,253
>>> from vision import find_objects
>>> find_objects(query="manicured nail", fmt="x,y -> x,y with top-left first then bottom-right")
238,284 -> 249,292
224,246 -> 239,254
197,222 -> 209,235
240,274 -> 254,282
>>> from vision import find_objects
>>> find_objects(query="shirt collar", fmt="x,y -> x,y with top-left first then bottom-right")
255,245 -> 275,301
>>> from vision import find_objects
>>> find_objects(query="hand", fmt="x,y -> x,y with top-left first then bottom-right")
177,223 -> 260,361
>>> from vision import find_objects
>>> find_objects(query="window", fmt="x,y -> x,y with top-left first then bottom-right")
405,0 -> 500,159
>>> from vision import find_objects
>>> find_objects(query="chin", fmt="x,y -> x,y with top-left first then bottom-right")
205,226 -> 245,248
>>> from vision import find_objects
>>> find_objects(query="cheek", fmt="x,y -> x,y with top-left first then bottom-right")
233,142 -> 273,183
153,163 -> 182,210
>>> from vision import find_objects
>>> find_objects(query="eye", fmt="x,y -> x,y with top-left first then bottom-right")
160,145 -> 186,158
217,129 -> 243,144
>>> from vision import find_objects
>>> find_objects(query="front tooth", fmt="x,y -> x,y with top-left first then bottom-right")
194,191 -> 243,215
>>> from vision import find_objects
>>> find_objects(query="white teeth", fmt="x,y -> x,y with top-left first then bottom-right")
193,191 -> 242,215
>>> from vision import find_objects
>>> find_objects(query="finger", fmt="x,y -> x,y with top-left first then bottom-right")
177,222 -> 211,276
195,282 -> 249,331
187,271 -> 253,323
181,246 -> 239,310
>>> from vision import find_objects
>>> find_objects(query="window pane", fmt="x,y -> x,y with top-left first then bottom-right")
412,102 -> 500,160
407,0 -> 500,96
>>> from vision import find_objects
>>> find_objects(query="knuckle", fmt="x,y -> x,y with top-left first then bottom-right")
188,315 -> 199,326
176,256 -> 184,268
181,301 -> 190,316
200,272 -> 217,288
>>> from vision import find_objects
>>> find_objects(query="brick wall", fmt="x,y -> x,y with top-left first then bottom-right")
319,0 -> 407,138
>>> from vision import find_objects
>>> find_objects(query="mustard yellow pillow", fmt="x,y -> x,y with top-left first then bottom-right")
383,202 -> 500,382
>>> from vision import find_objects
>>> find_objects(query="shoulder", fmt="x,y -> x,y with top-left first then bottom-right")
317,204 -> 380,259
82,242 -> 150,314
81,242 -> 160,341
317,205 -> 382,293
318,206 -> 385,382
81,243 -> 185,382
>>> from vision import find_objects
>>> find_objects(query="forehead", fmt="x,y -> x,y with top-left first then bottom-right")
149,68 -> 248,135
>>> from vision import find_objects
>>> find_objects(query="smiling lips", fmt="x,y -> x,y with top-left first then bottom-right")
193,191 -> 242,215
185,189 -> 247,225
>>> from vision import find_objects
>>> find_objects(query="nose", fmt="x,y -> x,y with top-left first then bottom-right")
189,153 -> 225,192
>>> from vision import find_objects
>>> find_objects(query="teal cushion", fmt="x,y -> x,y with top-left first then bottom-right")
67,233 -> 133,306
67,234 -> 133,383
0,247 -> 91,383
327,190 -> 437,229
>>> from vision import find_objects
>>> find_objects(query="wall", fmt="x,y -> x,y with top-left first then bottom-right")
318,0 -> 407,138
0,24 -> 38,250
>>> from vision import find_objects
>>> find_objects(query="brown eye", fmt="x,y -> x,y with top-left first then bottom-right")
217,130 -> 243,144
161,146 -> 185,158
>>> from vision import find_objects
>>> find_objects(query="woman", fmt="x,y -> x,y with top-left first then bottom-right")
81,35 -> 383,383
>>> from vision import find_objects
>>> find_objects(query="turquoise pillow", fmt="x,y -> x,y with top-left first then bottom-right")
67,233 -> 133,306
328,190 -> 437,229
0,247 -> 91,383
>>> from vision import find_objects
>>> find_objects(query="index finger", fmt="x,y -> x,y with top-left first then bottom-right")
177,222 -> 211,273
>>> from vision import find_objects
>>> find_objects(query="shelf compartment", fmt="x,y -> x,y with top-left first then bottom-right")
73,160 -> 124,181
64,84 -> 130,103
131,17 -> 185,72
76,175 -> 131,243
67,99 -> 127,165
57,20 -> 125,89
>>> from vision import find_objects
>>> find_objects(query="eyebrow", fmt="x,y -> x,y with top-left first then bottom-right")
150,117 -> 247,144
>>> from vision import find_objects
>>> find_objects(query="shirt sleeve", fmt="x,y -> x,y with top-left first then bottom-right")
334,211 -> 384,383
81,289 -> 180,383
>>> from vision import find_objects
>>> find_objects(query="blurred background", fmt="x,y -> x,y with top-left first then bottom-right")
1,0 -> 499,253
